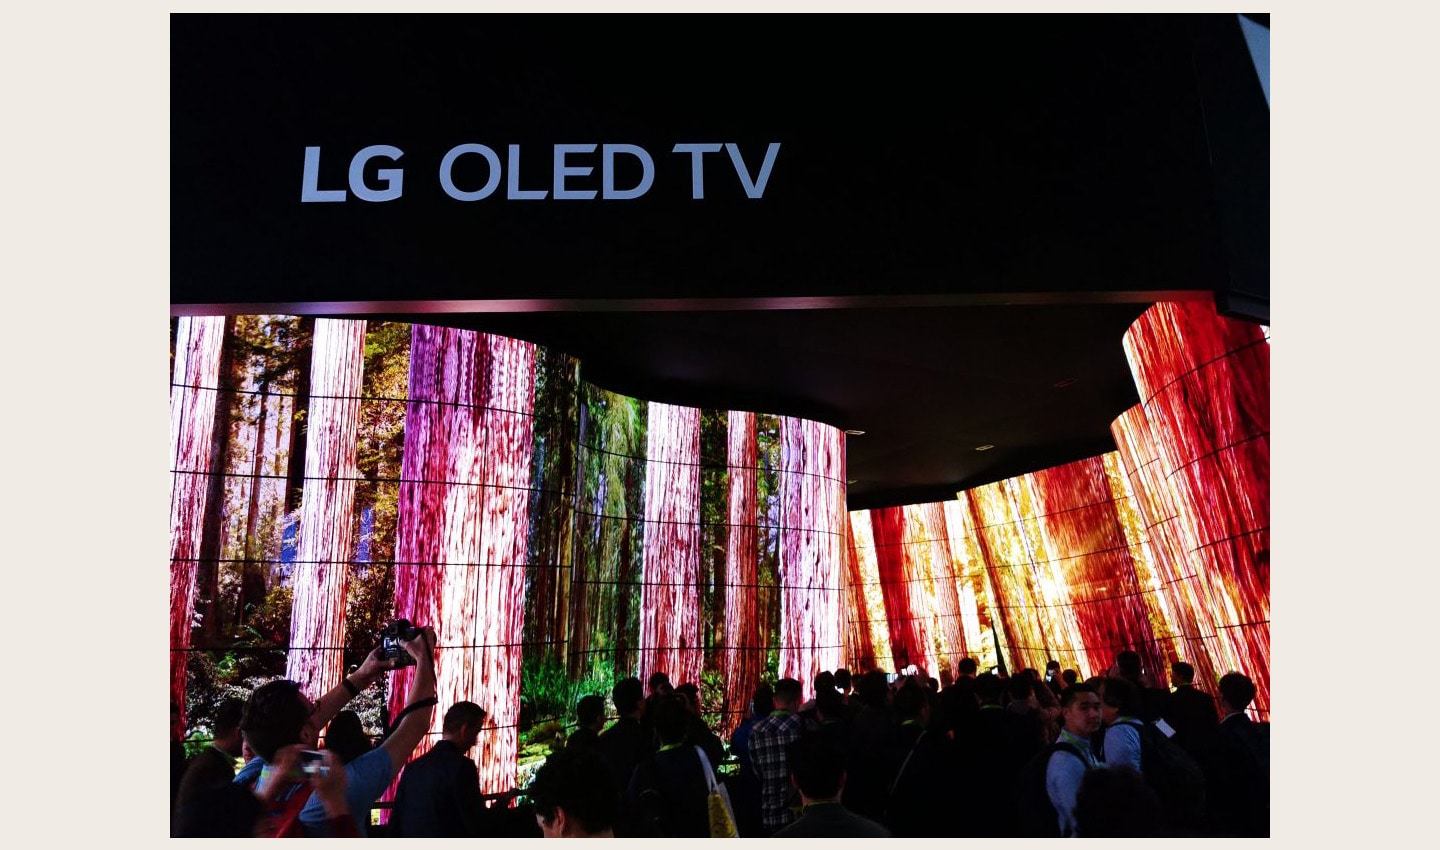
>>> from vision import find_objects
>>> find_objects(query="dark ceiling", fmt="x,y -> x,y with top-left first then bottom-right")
353,299 -> 1174,510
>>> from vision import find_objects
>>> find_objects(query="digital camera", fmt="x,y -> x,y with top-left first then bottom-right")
379,618 -> 423,667
298,749 -> 328,777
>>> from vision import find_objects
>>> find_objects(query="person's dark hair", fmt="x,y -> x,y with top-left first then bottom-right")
1116,650 -> 1143,679
1100,677 -> 1143,717
653,694 -> 690,745
675,682 -> 700,712
577,694 -> 606,726
1007,676 -> 1035,703
612,676 -> 644,716
1171,661 -> 1196,684
1019,667 -> 1041,683
774,677 -> 803,706
241,679 -> 308,762
893,679 -> 927,720
974,671 -> 1004,705
647,671 -> 672,694
958,657 -> 978,676
1074,766 -> 1162,837
787,732 -> 847,800
751,683 -> 775,717
857,670 -> 890,708
834,668 -> 852,691
813,670 -> 836,695
442,701 -> 487,735
213,698 -> 245,737
325,709 -> 374,764
528,746 -> 620,836
1218,672 -> 1257,712
1060,681 -> 1099,707
1062,669 -> 1079,687
815,685 -> 844,719
1046,659 -> 1061,672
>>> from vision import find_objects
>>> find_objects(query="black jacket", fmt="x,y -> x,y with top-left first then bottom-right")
389,740 -> 492,838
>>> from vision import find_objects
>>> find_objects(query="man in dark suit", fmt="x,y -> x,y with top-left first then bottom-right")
172,698 -> 245,834
956,672 -> 1044,837
1201,673 -> 1269,837
1161,661 -> 1220,759
596,676 -> 650,836
388,701 -> 494,837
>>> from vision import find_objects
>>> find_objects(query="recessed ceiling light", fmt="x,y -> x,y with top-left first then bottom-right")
974,444 -> 995,451
844,429 -> 865,436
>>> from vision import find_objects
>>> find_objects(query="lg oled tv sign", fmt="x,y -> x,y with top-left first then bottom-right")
301,142 -> 783,203
172,14 -> 1267,317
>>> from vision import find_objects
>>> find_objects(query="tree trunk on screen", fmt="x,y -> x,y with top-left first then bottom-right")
195,317 -> 237,646
722,411 -> 760,736
965,493 -> 1020,677
638,403 -> 703,687
913,502 -> 967,677
777,417 -> 843,699
842,517 -> 877,673
387,327 -> 536,797
286,319 -> 367,696
170,316 -> 227,733
871,505 -> 933,675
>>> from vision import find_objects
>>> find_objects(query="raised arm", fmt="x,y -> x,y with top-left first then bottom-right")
305,646 -> 395,742
380,626 -> 439,771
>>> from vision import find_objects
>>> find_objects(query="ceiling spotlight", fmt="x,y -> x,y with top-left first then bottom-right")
846,479 -> 859,485
844,429 -> 865,436
974,444 -> 995,451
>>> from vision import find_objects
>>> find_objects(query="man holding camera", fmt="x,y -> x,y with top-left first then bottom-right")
234,624 -> 438,837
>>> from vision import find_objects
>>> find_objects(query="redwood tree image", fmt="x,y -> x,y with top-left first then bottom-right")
871,505 -> 938,677
387,326 -> 537,794
638,403 -> 703,688
286,319 -> 368,698
777,416 -> 844,697
841,515 -> 877,673
170,315 -> 227,731
722,410 -> 761,735
910,502 -> 968,678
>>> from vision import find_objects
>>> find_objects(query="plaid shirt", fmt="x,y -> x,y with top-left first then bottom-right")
748,710 -> 809,832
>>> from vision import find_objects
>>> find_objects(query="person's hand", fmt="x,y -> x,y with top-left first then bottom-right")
310,749 -> 350,817
354,644 -> 395,680
256,744 -> 307,801
399,626 -> 436,667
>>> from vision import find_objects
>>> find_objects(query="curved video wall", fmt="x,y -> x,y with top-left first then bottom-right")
842,300 -> 1270,718
168,316 -> 847,792
170,299 -> 1269,797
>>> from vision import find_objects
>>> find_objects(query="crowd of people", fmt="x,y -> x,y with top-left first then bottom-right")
170,632 -> 1269,839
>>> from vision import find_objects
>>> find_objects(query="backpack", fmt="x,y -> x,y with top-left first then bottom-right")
1103,718 -> 1206,832
1014,741 -> 1088,838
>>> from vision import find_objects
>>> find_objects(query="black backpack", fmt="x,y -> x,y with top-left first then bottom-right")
1102,718 -> 1207,832
1014,741 -> 1088,838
